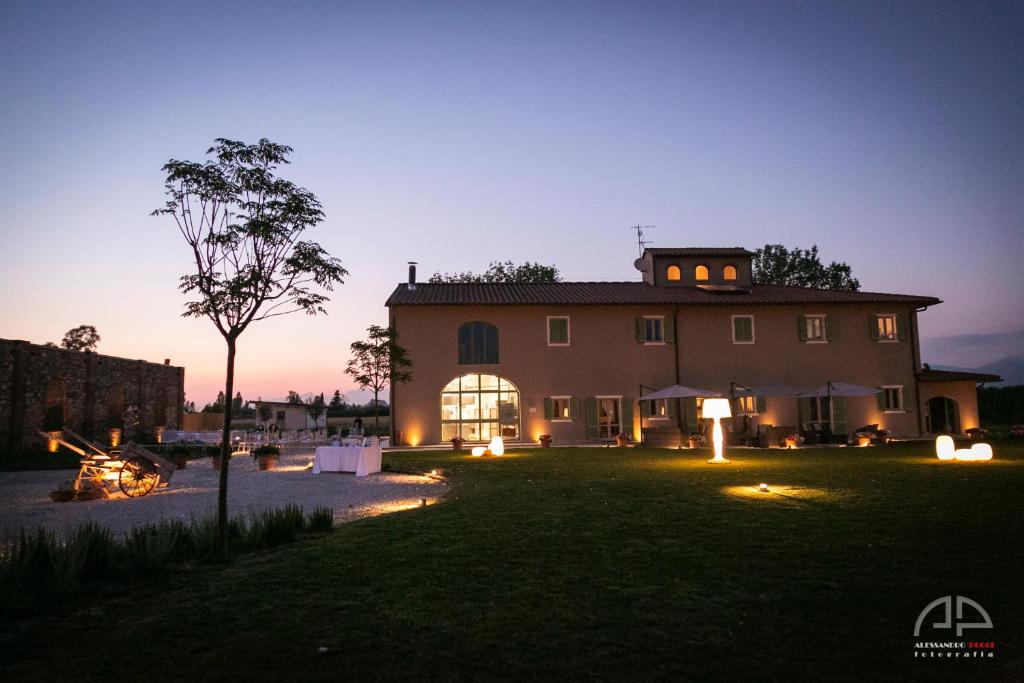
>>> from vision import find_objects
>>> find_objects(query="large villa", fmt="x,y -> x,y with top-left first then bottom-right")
386,247 -> 1000,447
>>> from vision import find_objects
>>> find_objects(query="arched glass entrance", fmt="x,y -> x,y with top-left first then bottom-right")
441,374 -> 520,442
927,396 -> 961,435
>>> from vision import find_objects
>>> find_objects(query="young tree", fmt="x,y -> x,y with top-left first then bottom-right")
752,244 -> 860,291
345,325 -> 412,433
306,392 -> 326,431
61,325 -> 100,351
154,138 -> 346,555
286,390 -> 304,405
257,402 -> 273,431
429,260 -> 561,283
328,389 -> 345,416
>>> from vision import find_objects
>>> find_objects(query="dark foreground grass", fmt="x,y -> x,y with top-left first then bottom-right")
1,443 -> 1021,681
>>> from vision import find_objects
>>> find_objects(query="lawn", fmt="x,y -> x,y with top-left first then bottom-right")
2,443 -> 1021,681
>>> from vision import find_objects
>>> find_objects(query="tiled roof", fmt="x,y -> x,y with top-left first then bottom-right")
917,368 -> 1002,383
386,282 -> 942,307
644,247 -> 754,257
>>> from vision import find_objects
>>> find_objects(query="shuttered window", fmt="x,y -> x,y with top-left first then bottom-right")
732,315 -> 754,344
458,322 -> 499,364
547,316 -> 570,345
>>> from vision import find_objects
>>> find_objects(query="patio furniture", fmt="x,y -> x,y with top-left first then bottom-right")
312,438 -> 382,476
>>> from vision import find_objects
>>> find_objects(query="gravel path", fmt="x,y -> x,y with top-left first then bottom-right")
0,454 -> 448,539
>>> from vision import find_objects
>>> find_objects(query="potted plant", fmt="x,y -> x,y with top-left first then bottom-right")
207,445 -> 223,469
687,434 -> 704,449
854,432 -> 873,447
539,434 -> 553,448
784,434 -> 803,449
169,445 -> 189,470
253,444 -> 281,471
450,436 -> 465,452
614,432 -> 631,448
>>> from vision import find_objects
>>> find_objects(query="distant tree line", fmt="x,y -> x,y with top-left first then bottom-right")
978,385 -> 1024,428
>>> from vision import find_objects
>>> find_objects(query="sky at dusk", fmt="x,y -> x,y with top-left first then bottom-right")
1,1 -> 1022,404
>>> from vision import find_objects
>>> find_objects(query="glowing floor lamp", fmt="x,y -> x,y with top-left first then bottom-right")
702,398 -> 732,464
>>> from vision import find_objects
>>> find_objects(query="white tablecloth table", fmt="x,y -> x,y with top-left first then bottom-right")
312,445 -> 381,476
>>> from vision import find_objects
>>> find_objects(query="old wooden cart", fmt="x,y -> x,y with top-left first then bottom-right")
41,428 -> 176,500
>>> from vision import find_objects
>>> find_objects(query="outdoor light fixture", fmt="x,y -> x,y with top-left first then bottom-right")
701,398 -> 732,463
953,443 -> 993,462
488,436 -> 505,456
420,498 -> 428,507
935,435 -> 955,460
758,483 -> 770,493
471,446 -> 486,457
971,443 -> 993,460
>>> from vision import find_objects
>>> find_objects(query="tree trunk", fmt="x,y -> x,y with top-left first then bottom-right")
373,387 -> 380,433
216,336 -> 237,559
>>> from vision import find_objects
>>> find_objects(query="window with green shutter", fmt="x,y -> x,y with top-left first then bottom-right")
641,316 -> 665,343
732,315 -> 754,344
801,315 -> 827,342
880,386 -> 904,412
549,396 -> 572,420
873,314 -> 897,342
547,316 -> 570,345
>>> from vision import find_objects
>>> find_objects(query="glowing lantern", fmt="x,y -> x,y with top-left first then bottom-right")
701,398 -> 732,464
954,449 -> 977,461
471,446 -> 486,457
970,443 -> 993,461
758,483 -> 770,493
935,435 -> 955,460
488,437 -> 505,456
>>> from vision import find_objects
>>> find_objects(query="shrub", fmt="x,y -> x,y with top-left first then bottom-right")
124,523 -> 179,575
308,506 -> 334,532
205,445 -> 222,457
256,505 -> 306,547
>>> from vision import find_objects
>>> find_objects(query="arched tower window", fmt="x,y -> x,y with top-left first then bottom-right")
666,265 -> 681,281
458,322 -> 499,364
695,264 -> 710,282
723,264 -> 738,281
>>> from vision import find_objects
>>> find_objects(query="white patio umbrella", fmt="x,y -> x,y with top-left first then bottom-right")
639,384 -> 722,401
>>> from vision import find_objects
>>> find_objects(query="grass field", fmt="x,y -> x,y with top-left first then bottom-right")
2,442 -> 1021,681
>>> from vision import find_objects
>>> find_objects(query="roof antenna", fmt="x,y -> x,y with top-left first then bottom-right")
632,224 -> 655,258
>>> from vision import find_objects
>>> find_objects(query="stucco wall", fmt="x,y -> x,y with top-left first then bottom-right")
0,339 -> 185,454
918,381 -> 981,434
390,301 -> 924,445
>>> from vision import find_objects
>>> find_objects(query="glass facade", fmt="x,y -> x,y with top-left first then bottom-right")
441,374 -> 520,442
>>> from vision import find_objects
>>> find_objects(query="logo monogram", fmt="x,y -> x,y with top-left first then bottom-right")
914,596 -> 993,637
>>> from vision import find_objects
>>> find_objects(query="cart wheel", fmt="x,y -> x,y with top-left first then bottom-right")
119,457 -> 160,497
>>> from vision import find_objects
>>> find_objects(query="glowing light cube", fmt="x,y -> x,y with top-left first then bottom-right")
488,437 -> 505,456
970,443 -> 993,461
471,446 -> 486,457
935,435 -> 955,461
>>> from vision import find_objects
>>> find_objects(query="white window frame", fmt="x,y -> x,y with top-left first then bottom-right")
643,316 -> 666,345
882,385 -> 904,413
546,316 -> 571,346
876,313 -> 898,343
550,395 -> 572,422
731,315 -> 755,344
805,314 -> 827,343
648,398 -> 669,421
